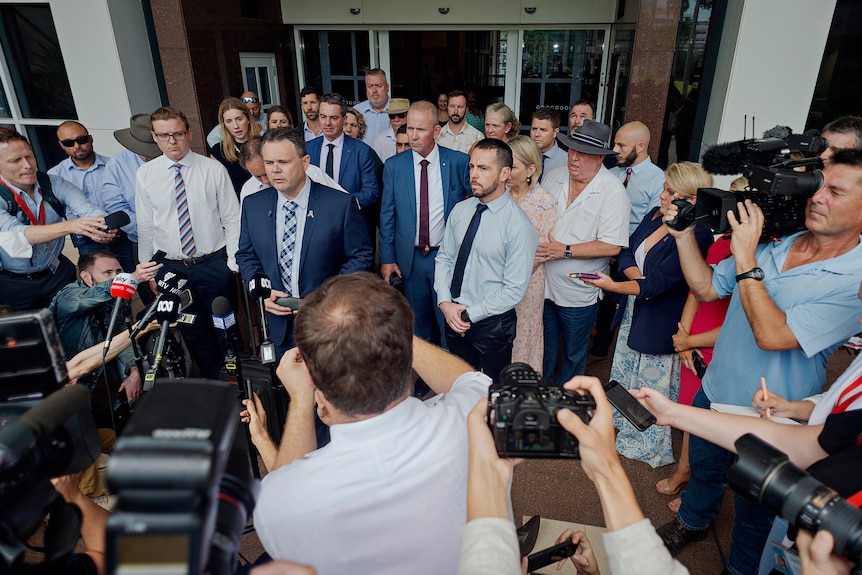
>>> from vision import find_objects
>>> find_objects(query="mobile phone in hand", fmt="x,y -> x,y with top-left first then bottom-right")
527,540 -> 577,572
275,296 -> 302,309
569,272 -> 601,280
603,380 -> 656,431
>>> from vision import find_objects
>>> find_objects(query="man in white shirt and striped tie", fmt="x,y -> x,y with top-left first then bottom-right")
136,106 -> 240,378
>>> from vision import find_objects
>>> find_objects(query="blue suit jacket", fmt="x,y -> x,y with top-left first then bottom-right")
306,135 -> 380,208
378,146 -> 470,278
237,181 -> 374,343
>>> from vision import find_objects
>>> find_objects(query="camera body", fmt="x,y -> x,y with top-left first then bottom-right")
488,362 -> 595,459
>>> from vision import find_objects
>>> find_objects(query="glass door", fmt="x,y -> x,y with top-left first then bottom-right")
299,30 -> 370,105
240,53 -> 280,106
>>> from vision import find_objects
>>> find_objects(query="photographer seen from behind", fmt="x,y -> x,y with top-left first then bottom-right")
657,149 -> 862,574
241,272 -> 491,574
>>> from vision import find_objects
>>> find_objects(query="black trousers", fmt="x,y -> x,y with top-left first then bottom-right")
0,255 -> 76,311
445,308 -> 516,384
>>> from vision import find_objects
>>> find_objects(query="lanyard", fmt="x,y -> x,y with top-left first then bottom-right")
832,372 -> 862,415
0,176 -> 45,225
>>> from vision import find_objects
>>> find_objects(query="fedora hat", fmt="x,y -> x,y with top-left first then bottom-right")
114,114 -> 162,158
385,98 -> 411,115
556,119 -> 618,155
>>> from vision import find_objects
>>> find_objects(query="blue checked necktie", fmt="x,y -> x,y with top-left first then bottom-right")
173,163 -> 196,256
279,200 -> 299,295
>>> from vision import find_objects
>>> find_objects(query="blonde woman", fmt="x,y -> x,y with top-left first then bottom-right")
210,97 -> 261,195
484,102 -> 520,141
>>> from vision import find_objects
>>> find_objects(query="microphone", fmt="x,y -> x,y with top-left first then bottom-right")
103,273 -> 138,358
248,274 -> 276,365
701,140 -> 776,175
104,210 -> 131,230
212,296 -> 243,385
129,271 -> 188,341
143,292 -> 181,390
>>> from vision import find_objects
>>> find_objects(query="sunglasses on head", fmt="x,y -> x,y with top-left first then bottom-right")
242,97 -> 259,104
388,112 -> 407,119
59,135 -> 90,147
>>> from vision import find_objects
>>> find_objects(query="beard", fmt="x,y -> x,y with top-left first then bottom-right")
449,113 -> 464,125
617,149 -> 638,168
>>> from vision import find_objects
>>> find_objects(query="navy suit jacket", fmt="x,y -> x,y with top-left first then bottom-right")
379,145 -> 470,278
237,180 -> 373,344
306,135 -> 380,208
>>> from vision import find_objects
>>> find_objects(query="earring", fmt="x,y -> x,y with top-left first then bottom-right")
527,175 -> 533,186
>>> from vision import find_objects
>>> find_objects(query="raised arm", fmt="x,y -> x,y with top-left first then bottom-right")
412,336 -> 473,395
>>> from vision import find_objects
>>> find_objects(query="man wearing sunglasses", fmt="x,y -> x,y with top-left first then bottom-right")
205,91 -> 264,148
371,98 -> 410,162
48,122 -> 134,268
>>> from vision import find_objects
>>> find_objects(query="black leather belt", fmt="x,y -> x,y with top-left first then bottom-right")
163,247 -> 225,266
0,268 -> 52,280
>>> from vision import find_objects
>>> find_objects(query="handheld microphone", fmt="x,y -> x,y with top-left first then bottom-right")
129,271 -> 188,341
103,273 -> 138,358
212,296 -> 243,385
143,292 -> 181,390
248,274 -> 277,365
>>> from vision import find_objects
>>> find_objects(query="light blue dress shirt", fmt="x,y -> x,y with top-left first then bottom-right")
47,153 -> 110,210
101,149 -> 146,243
355,98 -> 391,145
609,157 -> 665,235
703,231 -> 862,406
435,192 -> 538,323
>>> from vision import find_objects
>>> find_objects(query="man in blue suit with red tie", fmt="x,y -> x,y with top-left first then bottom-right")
306,93 -> 380,212
379,101 -> 470,345
237,128 -> 373,354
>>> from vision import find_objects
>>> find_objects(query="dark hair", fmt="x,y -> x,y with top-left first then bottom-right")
266,105 -> 294,127
0,127 -> 30,147
294,272 -> 414,416
570,99 -> 595,114
472,138 -> 513,169
299,86 -> 321,99
831,148 -> 862,170
151,106 -> 190,131
261,127 -> 307,158
822,116 -> 862,150
448,89 -> 466,101
396,124 -> 407,135
239,137 -> 263,167
365,68 -> 387,81
78,251 -> 119,274
532,107 -> 561,129
320,93 -> 347,116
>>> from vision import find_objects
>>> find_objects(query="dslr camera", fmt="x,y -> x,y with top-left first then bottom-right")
488,362 -> 595,459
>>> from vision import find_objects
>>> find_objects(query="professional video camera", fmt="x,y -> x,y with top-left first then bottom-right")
728,434 -> 862,570
0,311 -> 101,571
666,129 -> 828,242
487,362 -> 595,459
106,379 -> 258,575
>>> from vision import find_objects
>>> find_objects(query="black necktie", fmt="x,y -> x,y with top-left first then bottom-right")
450,203 -> 489,299
541,154 -> 549,182
325,143 -> 335,178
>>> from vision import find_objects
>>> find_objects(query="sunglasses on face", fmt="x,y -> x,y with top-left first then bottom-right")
242,97 -> 259,104
60,135 -> 90,147
388,112 -> 407,119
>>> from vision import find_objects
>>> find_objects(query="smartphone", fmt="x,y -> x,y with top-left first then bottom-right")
275,296 -> 303,309
603,380 -> 656,431
526,540 -> 577,572
691,352 -> 707,379
569,272 -> 601,280
152,250 -> 166,262
244,379 -> 254,403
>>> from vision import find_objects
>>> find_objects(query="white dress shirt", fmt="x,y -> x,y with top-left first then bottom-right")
135,151 -> 241,270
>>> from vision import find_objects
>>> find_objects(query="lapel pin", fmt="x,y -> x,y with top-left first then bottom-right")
267,210 -> 272,217
308,210 -> 315,218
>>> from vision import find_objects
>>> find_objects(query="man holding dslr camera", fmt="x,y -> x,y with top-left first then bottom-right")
659,149 -> 862,573
242,272 -> 490,574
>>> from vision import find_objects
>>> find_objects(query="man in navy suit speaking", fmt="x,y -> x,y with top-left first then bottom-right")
379,100 -> 470,345
237,128 -> 373,354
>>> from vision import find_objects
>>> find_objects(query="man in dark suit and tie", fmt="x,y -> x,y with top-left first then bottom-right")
379,101 -> 470,345
306,93 -> 380,212
237,128 -> 373,355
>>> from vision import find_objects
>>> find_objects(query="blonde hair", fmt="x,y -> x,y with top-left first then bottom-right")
485,102 -> 521,139
507,135 -> 542,184
218,97 -> 261,163
730,176 -> 749,191
664,161 -> 712,198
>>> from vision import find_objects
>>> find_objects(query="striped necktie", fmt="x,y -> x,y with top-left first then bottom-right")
173,163 -> 196,257
623,167 -> 633,188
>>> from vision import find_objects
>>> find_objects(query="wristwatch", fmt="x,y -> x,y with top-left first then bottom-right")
564,245 -> 572,259
735,267 -> 765,283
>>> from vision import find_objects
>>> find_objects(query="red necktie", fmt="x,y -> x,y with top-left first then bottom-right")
623,167 -> 633,188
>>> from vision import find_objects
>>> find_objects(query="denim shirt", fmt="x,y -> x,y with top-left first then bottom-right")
49,279 -> 135,390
